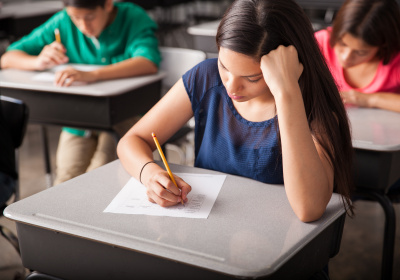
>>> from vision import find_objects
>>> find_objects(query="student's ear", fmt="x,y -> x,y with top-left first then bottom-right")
104,0 -> 113,12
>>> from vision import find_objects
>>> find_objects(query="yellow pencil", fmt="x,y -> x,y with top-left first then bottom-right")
54,28 -> 61,43
152,132 -> 184,205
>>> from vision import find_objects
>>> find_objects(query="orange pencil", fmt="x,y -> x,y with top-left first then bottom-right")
152,132 -> 184,205
54,28 -> 61,43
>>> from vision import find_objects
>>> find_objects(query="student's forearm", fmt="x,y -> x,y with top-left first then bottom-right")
367,92 -> 400,113
1,51 -> 39,70
117,134 -> 156,181
91,57 -> 158,81
275,86 -> 332,222
118,81 -> 193,184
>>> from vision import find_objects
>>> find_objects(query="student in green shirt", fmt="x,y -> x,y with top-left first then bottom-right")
1,0 -> 161,185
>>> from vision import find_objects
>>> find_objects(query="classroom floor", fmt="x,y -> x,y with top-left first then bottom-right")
0,124 -> 399,280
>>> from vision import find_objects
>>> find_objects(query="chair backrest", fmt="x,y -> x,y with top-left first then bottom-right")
159,46 -> 207,93
0,96 -> 29,149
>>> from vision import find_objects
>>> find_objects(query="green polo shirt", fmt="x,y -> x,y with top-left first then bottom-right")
7,2 -> 161,137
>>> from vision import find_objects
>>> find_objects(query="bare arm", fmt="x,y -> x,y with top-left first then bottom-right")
55,56 -> 158,86
117,79 -> 193,206
341,89 -> 400,113
1,42 -> 68,70
261,46 -> 334,222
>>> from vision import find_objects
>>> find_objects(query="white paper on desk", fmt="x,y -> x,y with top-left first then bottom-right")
31,64 -> 102,83
104,173 -> 226,219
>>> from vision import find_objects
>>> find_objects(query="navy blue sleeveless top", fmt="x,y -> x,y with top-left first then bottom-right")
182,58 -> 283,184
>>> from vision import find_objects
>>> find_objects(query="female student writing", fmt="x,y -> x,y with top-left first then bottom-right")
315,0 -> 400,113
117,0 -> 354,222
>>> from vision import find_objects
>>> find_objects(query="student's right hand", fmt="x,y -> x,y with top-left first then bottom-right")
35,42 -> 68,70
143,168 -> 191,207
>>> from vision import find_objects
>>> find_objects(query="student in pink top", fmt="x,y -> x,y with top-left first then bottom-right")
315,0 -> 400,113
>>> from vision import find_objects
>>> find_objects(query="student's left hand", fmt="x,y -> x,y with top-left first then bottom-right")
54,67 -> 97,87
340,89 -> 370,107
260,45 -> 303,99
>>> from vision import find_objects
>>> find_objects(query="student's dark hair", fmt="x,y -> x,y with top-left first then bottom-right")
62,0 -> 107,9
216,0 -> 354,216
330,0 -> 400,64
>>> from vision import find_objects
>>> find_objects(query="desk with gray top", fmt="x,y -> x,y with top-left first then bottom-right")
347,107 -> 400,280
0,67 -> 165,186
187,20 -> 220,57
5,160 -> 346,280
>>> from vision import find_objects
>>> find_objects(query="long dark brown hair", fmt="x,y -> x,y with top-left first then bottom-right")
216,0 -> 354,215
330,0 -> 400,64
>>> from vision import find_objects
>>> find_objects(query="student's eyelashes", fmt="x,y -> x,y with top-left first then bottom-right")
247,77 -> 262,83
219,61 -> 227,70
355,51 -> 368,56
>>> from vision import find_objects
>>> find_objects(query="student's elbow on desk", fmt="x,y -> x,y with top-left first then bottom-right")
293,207 -> 326,223
0,51 -> 18,69
290,199 -> 328,223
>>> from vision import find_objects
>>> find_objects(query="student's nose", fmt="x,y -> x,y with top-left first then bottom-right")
77,19 -> 92,34
225,74 -> 242,94
340,49 -> 352,63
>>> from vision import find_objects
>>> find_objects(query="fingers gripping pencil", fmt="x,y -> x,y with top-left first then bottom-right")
152,132 -> 184,205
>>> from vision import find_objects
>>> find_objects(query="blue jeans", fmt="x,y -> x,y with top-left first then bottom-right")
0,172 -> 15,207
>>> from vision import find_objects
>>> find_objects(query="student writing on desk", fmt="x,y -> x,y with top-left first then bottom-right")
315,0 -> 400,113
117,0 -> 354,223
315,0 -> 400,192
0,0 -> 161,185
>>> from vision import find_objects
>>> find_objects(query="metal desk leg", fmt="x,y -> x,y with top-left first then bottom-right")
40,126 -> 52,188
355,190 -> 396,280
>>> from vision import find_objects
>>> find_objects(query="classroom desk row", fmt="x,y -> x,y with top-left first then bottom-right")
187,20 -> 324,57
1,72 -> 400,279
1,64 -> 400,280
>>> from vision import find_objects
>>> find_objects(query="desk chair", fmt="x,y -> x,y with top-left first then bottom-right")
0,95 -> 29,253
159,46 -> 206,164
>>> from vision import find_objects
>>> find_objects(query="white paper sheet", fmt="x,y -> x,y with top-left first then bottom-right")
104,173 -> 226,219
31,64 -> 102,82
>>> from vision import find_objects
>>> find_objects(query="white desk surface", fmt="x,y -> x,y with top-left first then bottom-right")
0,67 -> 166,96
0,1 -> 63,19
5,160 -> 345,278
187,20 -> 219,37
187,20 -> 322,37
347,107 -> 400,152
